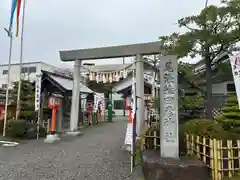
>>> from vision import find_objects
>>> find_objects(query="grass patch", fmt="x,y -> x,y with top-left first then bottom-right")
0,136 -> 19,142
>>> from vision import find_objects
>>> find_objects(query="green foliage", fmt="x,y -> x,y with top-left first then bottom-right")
153,92 -> 204,120
179,92 -> 204,109
222,172 -> 240,180
5,119 -> 46,139
216,96 -> 240,129
24,123 -> 47,139
178,61 -> 201,84
182,119 -> 228,139
6,120 -> 26,138
10,80 -> 36,120
159,1 -> 240,119
160,2 -> 240,59
179,119 -> 239,155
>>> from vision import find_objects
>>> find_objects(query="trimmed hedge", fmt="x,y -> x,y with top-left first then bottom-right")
181,119 -> 228,139
6,120 -> 26,138
6,120 -> 46,139
216,95 -> 240,128
24,123 -> 47,139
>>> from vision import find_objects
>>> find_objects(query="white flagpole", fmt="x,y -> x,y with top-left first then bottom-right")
3,29 -> 13,137
16,0 -> 26,120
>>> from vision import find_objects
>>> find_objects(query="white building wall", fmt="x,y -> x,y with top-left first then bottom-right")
212,82 -> 227,94
111,93 -> 127,116
0,62 -> 69,89
0,62 -> 42,88
200,80 -> 235,95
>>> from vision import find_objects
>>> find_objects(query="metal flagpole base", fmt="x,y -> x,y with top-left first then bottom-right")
44,134 -> 60,143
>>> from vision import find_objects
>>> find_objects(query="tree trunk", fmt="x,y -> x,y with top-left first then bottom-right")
205,56 -> 213,119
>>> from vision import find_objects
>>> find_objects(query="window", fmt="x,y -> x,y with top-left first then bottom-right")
227,83 -> 235,92
2,70 -> 8,75
29,66 -> 36,73
113,100 -> 124,110
2,84 -> 7,89
21,66 -> 36,74
21,67 -> 28,73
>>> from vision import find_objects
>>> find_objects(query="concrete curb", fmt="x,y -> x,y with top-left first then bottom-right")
0,140 -> 19,147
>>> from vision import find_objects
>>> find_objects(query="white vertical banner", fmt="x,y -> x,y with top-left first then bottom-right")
35,74 -> 42,111
94,93 -> 105,112
124,59 -> 136,151
230,53 -> 240,107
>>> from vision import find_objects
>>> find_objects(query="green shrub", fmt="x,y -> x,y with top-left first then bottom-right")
182,119 -> 229,139
179,119 -> 237,156
24,123 -> 47,139
179,124 -> 188,156
222,173 -> 240,180
5,120 -> 47,139
216,95 -> 240,129
6,120 -> 26,138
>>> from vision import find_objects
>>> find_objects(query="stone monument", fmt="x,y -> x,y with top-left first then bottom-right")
142,55 -> 210,180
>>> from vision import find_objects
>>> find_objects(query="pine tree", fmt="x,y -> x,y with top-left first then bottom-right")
160,0 -> 240,119
216,95 -> 240,130
10,80 -> 36,121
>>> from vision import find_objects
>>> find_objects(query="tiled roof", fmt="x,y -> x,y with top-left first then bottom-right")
48,74 -> 93,94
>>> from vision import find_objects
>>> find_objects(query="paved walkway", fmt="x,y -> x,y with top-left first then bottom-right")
0,117 -> 142,180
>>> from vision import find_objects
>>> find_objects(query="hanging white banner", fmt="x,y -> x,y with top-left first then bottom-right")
230,53 -> 240,107
35,74 -> 42,111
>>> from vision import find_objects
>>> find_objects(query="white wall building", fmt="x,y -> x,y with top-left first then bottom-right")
0,61 -> 72,89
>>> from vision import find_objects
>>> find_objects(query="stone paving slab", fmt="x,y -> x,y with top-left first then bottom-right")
0,117 -> 143,180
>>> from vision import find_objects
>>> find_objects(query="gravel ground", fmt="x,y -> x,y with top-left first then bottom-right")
0,117 -> 143,180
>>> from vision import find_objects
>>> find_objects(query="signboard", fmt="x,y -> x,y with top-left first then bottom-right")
160,56 -> 179,158
124,123 -> 133,146
48,96 -> 55,107
230,54 -> 240,107
48,96 -> 61,108
35,74 -> 42,111
87,102 -> 93,112
94,93 -> 105,112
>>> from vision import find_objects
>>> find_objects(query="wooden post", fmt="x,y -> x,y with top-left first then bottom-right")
203,137 -> 206,164
196,136 -> 200,159
210,139 -> 214,179
217,140 -> 222,180
227,140 -> 233,178
212,139 -> 218,180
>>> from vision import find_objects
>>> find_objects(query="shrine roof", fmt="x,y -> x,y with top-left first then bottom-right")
42,71 -> 94,94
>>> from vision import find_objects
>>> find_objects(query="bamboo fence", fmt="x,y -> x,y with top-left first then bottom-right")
186,134 -> 240,180
144,130 -> 240,180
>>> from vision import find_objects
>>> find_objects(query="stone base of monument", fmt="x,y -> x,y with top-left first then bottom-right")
142,150 -> 210,180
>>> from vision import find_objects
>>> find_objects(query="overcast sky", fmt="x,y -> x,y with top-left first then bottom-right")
0,0 -> 221,68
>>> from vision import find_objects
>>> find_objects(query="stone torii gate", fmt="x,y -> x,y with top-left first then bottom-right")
59,41 -> 179,159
